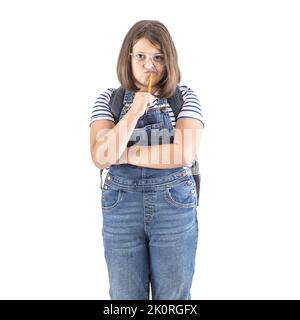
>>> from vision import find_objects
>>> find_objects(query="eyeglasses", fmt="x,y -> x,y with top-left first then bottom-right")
130,52 -> 165,66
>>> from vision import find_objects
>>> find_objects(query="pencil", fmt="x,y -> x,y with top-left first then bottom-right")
148,73 -> 152,94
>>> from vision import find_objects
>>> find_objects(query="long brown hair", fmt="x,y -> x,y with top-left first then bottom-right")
116,20 -> 181,98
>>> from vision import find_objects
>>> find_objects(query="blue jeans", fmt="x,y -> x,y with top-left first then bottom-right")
101,164 -> 198,300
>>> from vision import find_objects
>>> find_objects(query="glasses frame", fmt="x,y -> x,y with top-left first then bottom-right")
129,52 -> 166,67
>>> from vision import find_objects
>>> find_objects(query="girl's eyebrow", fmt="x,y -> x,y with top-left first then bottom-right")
135,51 -> 163,55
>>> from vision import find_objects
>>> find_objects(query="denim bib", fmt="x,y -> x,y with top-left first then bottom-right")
100,90 -> 201,207
120,90 -> 175,147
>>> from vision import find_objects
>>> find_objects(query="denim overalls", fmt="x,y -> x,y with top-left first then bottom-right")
101,90 -> 198,300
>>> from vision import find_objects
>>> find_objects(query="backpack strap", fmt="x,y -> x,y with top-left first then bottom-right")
168,87 -> 200,206
99,87 -> 124,190
109,87 -> 126,125
167,86 -> 184,121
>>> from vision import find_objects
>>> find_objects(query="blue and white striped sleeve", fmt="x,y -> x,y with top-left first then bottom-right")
178,85 -> 205,128
89,88 -> 115,126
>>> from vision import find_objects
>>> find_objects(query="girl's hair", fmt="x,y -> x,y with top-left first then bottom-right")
117,20 -> 181,98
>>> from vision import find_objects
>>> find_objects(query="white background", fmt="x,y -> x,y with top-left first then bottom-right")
0,0 -> 299,299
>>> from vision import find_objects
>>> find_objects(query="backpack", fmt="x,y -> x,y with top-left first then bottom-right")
100,86 -> 201,206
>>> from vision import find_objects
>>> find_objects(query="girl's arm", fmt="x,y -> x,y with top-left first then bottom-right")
117,118 -> 204,168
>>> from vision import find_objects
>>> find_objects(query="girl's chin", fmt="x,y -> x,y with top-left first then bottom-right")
135,75 -> 158,91
136,80 -> 152,90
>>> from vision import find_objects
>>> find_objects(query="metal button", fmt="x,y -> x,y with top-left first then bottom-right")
104,185 -> 108,190
107,175 -> 111,180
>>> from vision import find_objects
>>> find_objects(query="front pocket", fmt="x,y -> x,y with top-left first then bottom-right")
101,186 -> 123,210
165,179 -> 196,208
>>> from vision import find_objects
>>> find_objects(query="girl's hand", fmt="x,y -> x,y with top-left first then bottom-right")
130,92 -> 154,117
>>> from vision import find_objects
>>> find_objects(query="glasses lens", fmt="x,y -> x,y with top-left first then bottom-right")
135,53 -> 146,62
152,55 -> 165,65
131,53 -> 165,66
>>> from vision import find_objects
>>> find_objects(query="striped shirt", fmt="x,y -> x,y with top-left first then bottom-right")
89,85 -> 205,128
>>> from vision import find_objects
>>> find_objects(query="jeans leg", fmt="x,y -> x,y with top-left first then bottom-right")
102,190 -> 150,300
148,199 -> 198,300
103,242 -> 150,300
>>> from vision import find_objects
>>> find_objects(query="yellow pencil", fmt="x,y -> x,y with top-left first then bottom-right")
148,73 -> 152,94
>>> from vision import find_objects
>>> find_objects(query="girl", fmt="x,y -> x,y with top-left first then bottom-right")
90,20 -> 204,300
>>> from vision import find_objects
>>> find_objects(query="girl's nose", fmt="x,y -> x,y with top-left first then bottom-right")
144,58 -> 155,69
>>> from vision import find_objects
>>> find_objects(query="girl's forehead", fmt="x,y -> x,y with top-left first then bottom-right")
133,38 -> 161,52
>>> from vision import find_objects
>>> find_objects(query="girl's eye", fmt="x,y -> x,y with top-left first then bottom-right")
136,54 -> 146,61
153,55 -> 164,63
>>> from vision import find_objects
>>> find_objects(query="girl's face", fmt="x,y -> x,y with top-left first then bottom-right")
131,37 -> 166,94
